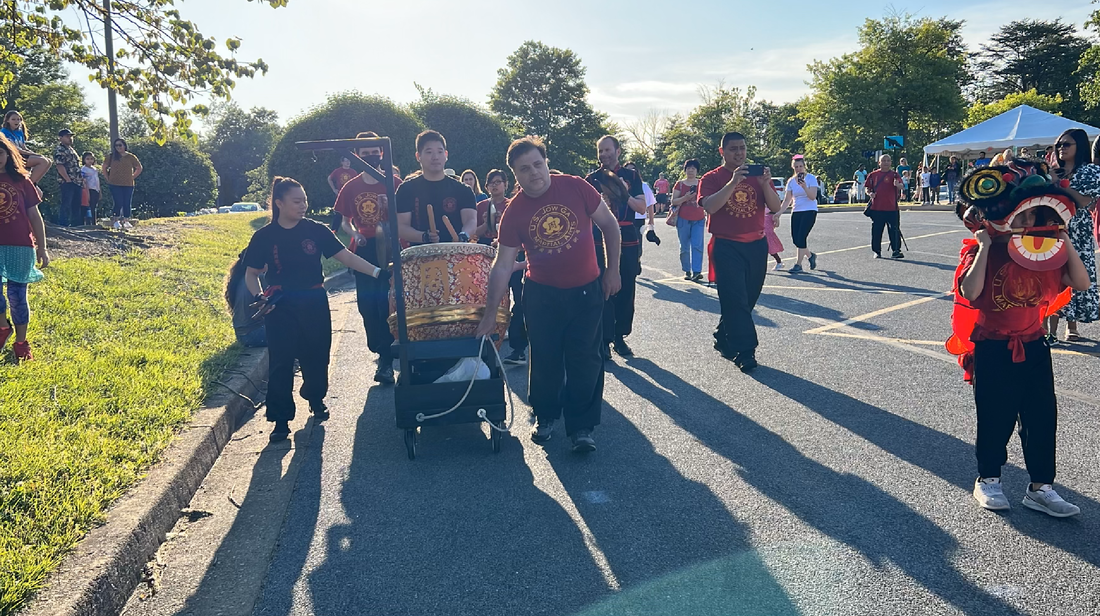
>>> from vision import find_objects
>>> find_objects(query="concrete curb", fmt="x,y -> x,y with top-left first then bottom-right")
23,269 -> 352,616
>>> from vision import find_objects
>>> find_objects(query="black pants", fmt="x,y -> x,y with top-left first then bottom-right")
354,239 -> 393,362
973,338 -> 1058,484
508,269 -> 528,352
595,234 -> 641,342
524,278 -> 604,436
869,210 -> 901,255
790,210 -> 817,249
713,237 -> 767,354
264,289 -> 332,422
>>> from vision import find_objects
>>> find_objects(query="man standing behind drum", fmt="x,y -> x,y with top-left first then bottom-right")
335,131 -> 401,385
396,130 -> 477,244
475,136 -> 622,453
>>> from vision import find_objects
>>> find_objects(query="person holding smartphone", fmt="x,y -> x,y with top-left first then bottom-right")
777,155 -> 819,273
865,154 -> 905,259
672,159 -> 706,280
698,132 -> 782,372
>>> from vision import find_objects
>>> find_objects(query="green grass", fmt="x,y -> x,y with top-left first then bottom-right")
0,212 -> 350,614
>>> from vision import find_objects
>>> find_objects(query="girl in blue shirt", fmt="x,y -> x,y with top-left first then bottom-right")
2,111 -> 52,184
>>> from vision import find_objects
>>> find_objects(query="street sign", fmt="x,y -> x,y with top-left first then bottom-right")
884,135 -> 904,149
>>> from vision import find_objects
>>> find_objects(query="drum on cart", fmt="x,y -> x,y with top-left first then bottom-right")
388,242 -> 510,344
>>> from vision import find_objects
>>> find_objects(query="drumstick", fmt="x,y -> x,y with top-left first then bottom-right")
427,204 -> 438,235
442,216 -> 460,242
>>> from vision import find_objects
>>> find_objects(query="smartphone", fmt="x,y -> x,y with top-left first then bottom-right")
746,164 -> 765,176
797,172 -> 806,182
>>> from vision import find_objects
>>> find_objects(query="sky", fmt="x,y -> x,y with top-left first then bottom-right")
68,0 -> 1098,130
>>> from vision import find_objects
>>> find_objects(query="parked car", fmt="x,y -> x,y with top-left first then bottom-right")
230,202 -> 262,212
832,181 -> 856,204
771,177 -> 785,201
218,206 -> 233,214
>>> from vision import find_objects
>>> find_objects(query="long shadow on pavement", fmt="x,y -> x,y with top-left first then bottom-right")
543,398 -> 800,616
614,358 -> 1023,616
775,270 -> 948,297
287,381 -> 612,616
638,278 -> 778,329
747,366 -> 1100,569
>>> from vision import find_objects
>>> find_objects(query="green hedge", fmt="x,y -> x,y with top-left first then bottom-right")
410,95 -> 513,184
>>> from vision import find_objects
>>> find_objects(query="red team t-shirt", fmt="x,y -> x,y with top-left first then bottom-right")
654,178 -> 670,194
697,167 -> 768,242
330,167 -> 358,192
0,174 -> 42,247
866,169 -> 902,211
497,175 -> 602,289
334,174 -> 401,246
673,180 -> 705,221
957,242 -> 1066,346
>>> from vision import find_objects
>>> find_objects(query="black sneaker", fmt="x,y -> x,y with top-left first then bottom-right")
571,429 -> 597,453
309,401 -> 329,421
808,252 -> 818,270
684,272 -> 692,280
891,251 -> 905,259
613,337 -> 634,357
374,358 -> 395,385
691,272 -> 704,282
873,252 -> 882,259
734,351 -> 759,373
532,419 -> 555,444
713,340 -> 738,361
269,420 -> 290,442
503,349 -> 527,365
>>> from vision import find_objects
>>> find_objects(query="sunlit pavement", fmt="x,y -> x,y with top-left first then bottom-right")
139,211 -> 1100,616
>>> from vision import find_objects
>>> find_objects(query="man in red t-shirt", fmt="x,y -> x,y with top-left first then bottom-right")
334,131 -> 402,384
698,131 -> 782,372
327,156 -> 358,231
654,172 -> 670,213
475,136 -> 622,453
865,154 -> 905,259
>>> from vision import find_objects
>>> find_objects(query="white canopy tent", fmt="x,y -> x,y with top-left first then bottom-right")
923,105 -> 1100,157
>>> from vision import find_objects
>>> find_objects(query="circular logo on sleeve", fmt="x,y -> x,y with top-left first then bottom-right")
529,204 -> 579,253
302,239 -> 318,255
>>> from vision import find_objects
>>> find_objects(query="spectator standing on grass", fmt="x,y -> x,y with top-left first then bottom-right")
671,159 -> 706,280
945,156 -> 962,203
0,134 -> 50,362
853,165 -> 868,203
244,177 -> 391,442
102,138 -> 142,231
53,129 -> 82,227
865,153 -> 904,259
2,111 -> 51,184
80,152 -> 100,226
1045,128 -> 1100,343
778,154 -> 819,273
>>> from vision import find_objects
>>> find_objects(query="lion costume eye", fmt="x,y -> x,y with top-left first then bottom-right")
961,169 -> 1007,201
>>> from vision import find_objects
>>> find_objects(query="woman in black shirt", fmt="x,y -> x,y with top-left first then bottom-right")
244,177 -> 391,442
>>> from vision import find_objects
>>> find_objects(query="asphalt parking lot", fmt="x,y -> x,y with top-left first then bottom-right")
124,210 -> 1100,616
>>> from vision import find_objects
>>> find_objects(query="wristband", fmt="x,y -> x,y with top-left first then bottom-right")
422,231 -> 430,244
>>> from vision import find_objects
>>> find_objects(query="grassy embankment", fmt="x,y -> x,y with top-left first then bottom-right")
0,213 -> 347,614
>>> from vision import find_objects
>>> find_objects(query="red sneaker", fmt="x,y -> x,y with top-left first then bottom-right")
13,340 -> 32,361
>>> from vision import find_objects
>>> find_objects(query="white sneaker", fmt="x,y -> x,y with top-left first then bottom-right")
773,262 -> 784,271
112,221 -> 122,230
1023,484 -> 1080,518
973,477 -> 1010,511
122,221 -> 133,230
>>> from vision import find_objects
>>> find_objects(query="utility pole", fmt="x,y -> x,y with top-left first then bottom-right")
103,0 -> 119,142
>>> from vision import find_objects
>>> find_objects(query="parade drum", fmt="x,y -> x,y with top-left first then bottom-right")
389,243 -> 510,345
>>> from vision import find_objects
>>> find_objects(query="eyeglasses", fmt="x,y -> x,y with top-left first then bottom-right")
486,179 -> 505,187
1055,142 -> 1073,149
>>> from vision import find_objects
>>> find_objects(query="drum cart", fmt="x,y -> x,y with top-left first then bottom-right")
296,137 -> 508,459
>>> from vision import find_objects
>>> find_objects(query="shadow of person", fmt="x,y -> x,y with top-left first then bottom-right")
614,358 -> 1024,615
291,382 -> 612,616
891,258 -> 958,272
755,293 -> 877,331
542,397 -> 800,616
175,422 -> 322,616
637,279 -> 777,329
783,270 -> 947,297
747,366 -> 1100,569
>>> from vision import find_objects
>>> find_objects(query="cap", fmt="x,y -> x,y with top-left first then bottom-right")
58,129 -> 74,137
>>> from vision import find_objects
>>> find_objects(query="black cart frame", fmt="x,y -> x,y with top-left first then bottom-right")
295,137 -> 507,458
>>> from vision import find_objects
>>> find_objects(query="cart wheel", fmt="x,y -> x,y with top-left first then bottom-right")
490,421 -> 503,453
404,429 -> 417,460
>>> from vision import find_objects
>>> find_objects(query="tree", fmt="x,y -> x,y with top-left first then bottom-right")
965,90 -> 1063,127
126,138 -> 217,217
264,92 -> 423,212
658,84 -> 763,177
410,88 -> 512,181
800,15 -> 968,181
489,41 -> 608,175
974,19 -> 1090,117
0,45 -> 66,110
1078,3 -> 1100,118
202,102 -> 281,204
1,0 -> 289,140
